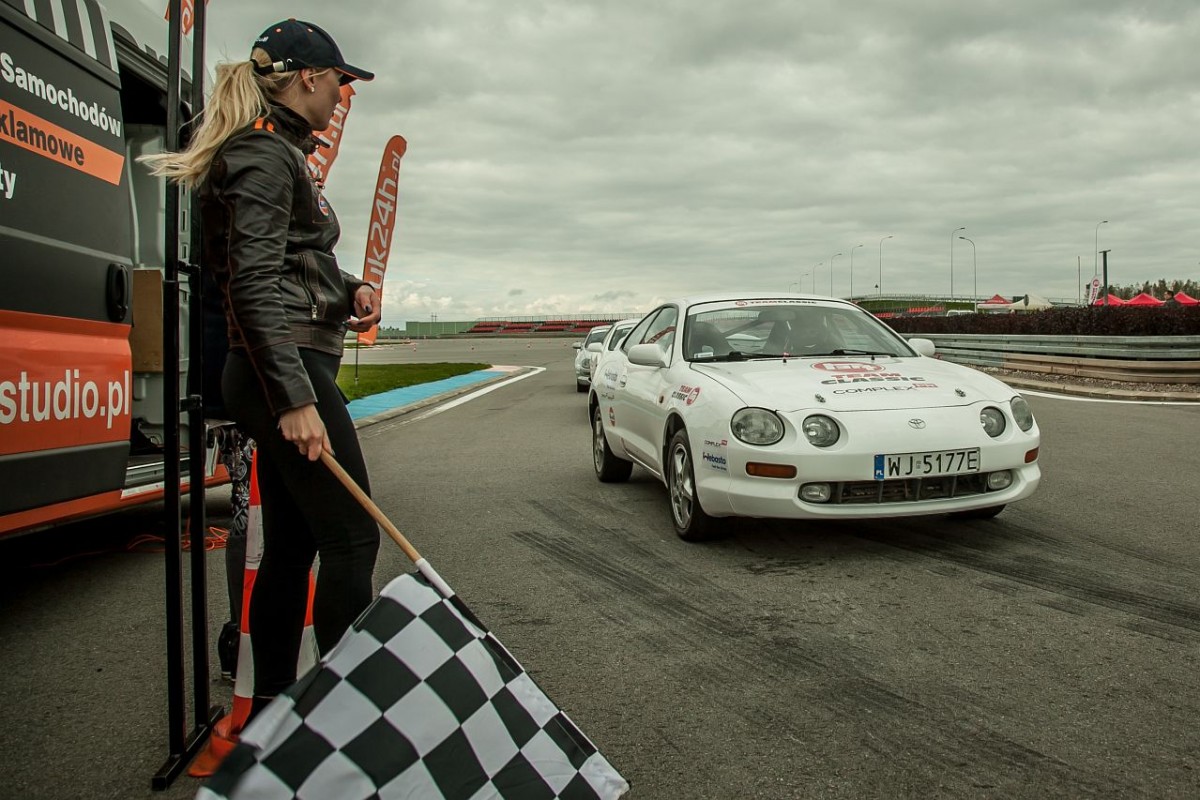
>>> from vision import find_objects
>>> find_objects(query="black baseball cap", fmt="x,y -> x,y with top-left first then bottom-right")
253,19 -> 373,84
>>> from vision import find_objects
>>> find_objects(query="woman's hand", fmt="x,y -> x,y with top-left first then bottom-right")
348,284 -> 382,332
278,404 -> 331,461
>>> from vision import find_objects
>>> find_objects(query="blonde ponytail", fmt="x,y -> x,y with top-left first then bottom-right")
140,49 -> 301,188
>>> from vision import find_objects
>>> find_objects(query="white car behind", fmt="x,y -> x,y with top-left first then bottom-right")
588,318 -> 640,386
572,325 -> 612,392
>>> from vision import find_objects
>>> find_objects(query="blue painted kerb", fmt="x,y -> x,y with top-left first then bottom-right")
345,369 -> 506,421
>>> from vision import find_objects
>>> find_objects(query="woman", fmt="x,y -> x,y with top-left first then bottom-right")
144,19 -> 381,717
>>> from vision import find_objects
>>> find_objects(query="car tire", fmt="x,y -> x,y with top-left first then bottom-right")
593,406 -> 632,483
576,381 -> 588,393
667,429 -> 722,542
949,504 -> 1006,520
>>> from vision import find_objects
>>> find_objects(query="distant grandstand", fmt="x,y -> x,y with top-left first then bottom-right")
404,313 -> 640,337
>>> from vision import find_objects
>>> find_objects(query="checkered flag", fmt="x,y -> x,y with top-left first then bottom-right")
197,572 -> 629,800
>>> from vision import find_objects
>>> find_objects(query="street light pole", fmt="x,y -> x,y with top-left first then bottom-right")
1094,220 -> 1108,278
878,235 -> 892,297
950,226 -> 965,305
849,244 -> 863,300
1101,249 -> 1111,306
812,263 -> 822,293
959,236 -> 976,310
829,252 -> 842,296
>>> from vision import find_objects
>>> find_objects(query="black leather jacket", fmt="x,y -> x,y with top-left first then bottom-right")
200,105 -> 365,416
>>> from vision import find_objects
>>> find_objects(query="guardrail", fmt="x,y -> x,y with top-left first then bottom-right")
913,334 -> 1200,384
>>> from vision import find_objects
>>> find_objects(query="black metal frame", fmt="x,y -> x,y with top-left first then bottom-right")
152,0 -> 223,790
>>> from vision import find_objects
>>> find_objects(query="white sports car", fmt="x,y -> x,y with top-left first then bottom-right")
572,324 -> 612,392
589,293 -> 1041,540
588,318 -> 641,385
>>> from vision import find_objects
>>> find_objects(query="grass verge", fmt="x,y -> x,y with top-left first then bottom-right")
336,362 -> 492,402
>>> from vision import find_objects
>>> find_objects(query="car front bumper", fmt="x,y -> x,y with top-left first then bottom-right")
691,405 -> 1041,520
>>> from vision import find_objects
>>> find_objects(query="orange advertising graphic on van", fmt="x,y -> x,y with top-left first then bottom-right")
0,310 -> 132,456
0,99 -> 125,184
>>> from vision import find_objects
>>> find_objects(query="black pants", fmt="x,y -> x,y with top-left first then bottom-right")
222,349 -> 380,697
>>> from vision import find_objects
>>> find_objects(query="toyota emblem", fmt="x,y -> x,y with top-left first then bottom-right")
908,419 -> 927,429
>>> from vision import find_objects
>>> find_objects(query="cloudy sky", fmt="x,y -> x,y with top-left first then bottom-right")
202,1 -> 1200,323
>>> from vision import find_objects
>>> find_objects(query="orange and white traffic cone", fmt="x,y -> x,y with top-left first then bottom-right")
190,449 -> 319,777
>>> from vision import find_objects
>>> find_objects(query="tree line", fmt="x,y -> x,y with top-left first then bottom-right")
1099,278 -> 1200,299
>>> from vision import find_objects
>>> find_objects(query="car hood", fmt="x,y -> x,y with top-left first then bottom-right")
691,356 -> 1014,412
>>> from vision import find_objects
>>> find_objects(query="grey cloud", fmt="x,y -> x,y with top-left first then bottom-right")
203,1 -> 1200,322
593,290 -> 636,302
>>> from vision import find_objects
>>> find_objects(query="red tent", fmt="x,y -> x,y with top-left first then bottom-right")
1092,294 -> 1126,306
983,294 -> 1009,305
1169,291 -> 1199,306
1124,292 -> 1164,306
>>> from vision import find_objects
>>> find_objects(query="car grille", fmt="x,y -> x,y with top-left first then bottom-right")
813,472 -> 993,505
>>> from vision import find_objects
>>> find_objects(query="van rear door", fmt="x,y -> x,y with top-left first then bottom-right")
0,2 -> 134,516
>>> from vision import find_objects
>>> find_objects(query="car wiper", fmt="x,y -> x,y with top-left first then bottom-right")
706,351 -> 750,362
824,349 -> 898,357
693,350 -> 767,362
740,352 -> 801,360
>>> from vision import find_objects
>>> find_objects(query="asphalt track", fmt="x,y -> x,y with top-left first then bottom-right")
1,338 -> 1199,799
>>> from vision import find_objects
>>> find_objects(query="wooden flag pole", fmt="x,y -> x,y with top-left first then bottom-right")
320,452 -> 456,598
320,451 -> 420,563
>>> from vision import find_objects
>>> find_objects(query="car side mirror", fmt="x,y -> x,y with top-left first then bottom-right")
587,342 -> 603,353
627,343 -> 669,368
908,337 -> 936,357
572,342 -> 582,350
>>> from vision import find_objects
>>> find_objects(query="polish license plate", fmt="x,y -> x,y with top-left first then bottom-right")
874,448 -> 980,480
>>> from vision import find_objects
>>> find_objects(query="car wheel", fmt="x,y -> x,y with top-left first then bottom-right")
593,406 -> 632,482
576,380 -> 588,393
667,429 -> 721,542
949,504 -> 1006,520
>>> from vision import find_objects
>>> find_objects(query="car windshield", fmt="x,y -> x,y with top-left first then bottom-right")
584,327 -> 610,347
608,323 -> 636,350
682,301 -> 915,362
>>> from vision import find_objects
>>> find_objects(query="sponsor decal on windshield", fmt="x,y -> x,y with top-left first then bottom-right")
732,300 -> 817,307
670,385 -> 701,405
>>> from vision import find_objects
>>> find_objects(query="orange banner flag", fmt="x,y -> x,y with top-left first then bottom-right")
307,84 -> 356,185
164,0 -> 210,36
356,136 -> 408,346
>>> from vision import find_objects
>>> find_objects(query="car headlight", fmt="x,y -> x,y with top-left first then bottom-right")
802,415 -> 840,448
980,407 -> 1006,438
731,408 -> 785,446
1010,396 -> 1034,432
